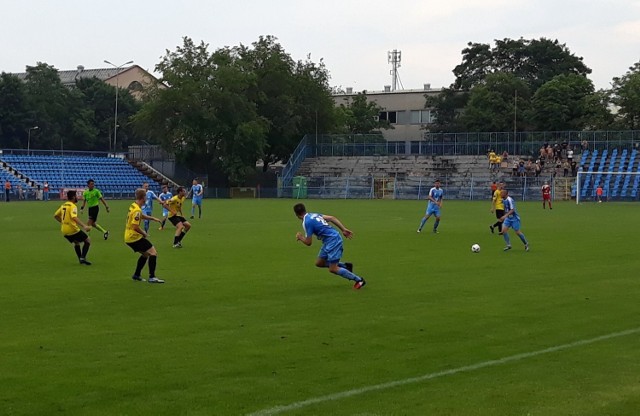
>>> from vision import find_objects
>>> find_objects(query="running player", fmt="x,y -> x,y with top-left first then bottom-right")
500,189 -> 530,252
54,190 -> 93,265
158,184 -> 173,230
125,188 -> 165,283
166,186 -> 192,248
489,181 -> 505,233
417,179 -> 444,234
80,179 -> 110,240
189,178 -> 203,219
142,182 -> 162,233
541,181 -> 552,209
294,203 -> 366,290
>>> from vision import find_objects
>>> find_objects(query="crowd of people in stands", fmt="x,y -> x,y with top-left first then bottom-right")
489,141 -> 581,178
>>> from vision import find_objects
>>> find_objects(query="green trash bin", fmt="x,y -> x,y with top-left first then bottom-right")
293,176 -> 307,199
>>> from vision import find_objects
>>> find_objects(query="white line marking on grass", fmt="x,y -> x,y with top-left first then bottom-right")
247,327 -> 640,416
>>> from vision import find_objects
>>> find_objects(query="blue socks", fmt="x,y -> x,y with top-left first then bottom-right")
433,220 -> 440,231
518,233 -> 528,245
336,267 -> 363,282
419,217 -> 427,231
503,233 -> 511,246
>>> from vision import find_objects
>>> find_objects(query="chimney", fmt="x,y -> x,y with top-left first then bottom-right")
384,85 -> 391,92
424,83 -> 431,90
346,87 -> 353,94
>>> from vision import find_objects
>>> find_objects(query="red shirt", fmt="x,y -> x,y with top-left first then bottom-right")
596,187 -> 603,196
542,185 -> 551,196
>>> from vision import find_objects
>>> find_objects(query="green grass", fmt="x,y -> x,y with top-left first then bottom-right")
1,198 -> 639,415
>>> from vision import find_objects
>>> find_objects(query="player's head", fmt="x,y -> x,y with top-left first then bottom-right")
501,189 -> 508,198
142,182 -> 149,190
177,186 -> 186,196
87,179 -> 95,189
434,179 -> 441,188
498,181 -> 504,189
135,188 -> 146,201
162,184 -> 168,192
192,178 -> 198,185
544,181 -> 548,185
293,203 -> 307,219
66,190 -> 77,202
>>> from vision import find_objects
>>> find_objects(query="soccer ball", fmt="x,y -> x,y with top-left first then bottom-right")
471,244 -> 481,253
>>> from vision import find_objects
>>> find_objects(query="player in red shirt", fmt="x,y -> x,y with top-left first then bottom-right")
541,181 -> 552,209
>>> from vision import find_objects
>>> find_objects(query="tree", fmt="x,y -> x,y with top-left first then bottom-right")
528,74 -> 608,131
454,38 -> 591,91
133,37 -> 268,184
424,88 -> 469,132
335,92 -> 391,133
0,73 -> 32,149
611,62 -> 640,129
461,73 -> 531,132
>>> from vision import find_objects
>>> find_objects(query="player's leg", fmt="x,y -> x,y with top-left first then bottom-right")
500,223 -> 512,250
73,242 -> 82,260
80,234 -> 91,264
433,212 -> 441,233
190,200 -> 196,219
197,200 -> 202,218
418,212 -> 431,232
173,221 -> 184,247
134,252 -> 149,279
176,221 -> 191,244
144,246 -> 162,282
514,224 -> 529,250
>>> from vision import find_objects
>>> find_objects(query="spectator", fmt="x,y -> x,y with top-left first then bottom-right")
535,161 -> 542,177
563,160 -> 570,177
4,179 -> 11,202
17,184 -> 24,200
596,184 -> 604,203
512,160 -> 519,177
502,150 -> 509,162
581,140 -> 589,151
43,181 -> 50,201
567,148 -> 574,162
518,160 -> 526,177
570,160 -> 577,176
546,146 -> 554,162
488,149 -> 497,171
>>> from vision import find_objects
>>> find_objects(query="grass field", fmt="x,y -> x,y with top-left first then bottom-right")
1,197 -> 639,415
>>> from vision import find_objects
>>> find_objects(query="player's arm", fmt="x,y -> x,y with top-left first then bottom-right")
490,194 -> 496,212
73,216 -> 91,232
322,215 -> 353,239
99,196 -> 110,212
80,198 -> 86,211
140,213 -> 162,223
54,208 -> 62,223
296,232 -> 312,246
500,207 -> 514,221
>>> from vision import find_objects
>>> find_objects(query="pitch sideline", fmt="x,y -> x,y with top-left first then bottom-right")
247,327 -> 640,416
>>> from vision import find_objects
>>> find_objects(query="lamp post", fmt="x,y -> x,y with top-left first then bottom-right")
104,59 -> 133,153
27,126 -> 38,154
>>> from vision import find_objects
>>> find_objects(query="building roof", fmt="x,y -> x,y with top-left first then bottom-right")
11,65 -> 159,87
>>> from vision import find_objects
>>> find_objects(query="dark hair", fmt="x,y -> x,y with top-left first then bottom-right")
177,186 -> 185,193
87,179 -> 95,185
293,203 -> 306,216
67,190 -> 77,200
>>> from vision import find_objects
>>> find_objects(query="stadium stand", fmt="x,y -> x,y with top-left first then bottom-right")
0,154 -> 162,198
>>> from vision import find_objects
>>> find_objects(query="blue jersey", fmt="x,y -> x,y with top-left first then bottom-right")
302,213 -> 341,243
143,190 -> 158,211
427,187 -> 444,209
191,184 -> 203,200
503,196 -> 520,220
159,191 -> 172,203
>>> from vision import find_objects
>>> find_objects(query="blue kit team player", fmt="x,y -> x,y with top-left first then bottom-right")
417,179 -> 443,233
158,184 -> 173,230
189,178 -> 203,219
499,189 -> 529,252
142,182 -> 162,233
294,203 -> 366,290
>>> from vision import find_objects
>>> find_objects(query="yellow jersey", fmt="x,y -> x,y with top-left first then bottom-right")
167,195 -> 185,218
124,202 -> 144,243
54,201 -> 81,235
493,189 -> 504,210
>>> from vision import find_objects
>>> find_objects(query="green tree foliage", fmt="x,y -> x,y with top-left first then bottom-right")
0,73 -> 32,149
611,62 -> 640,129
461,73 -> 531,132
428,37 -> 604,132
527,74 -> 609,131
335,92 -> 391,133
134,36 -> 337,183
133,37 -> 269,184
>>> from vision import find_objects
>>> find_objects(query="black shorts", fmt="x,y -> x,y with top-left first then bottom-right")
88,206 -> 100,221
64,230 -> 88,244
495,209 -> 505,219
126,238 -> 153,253
169,216 -> 186,226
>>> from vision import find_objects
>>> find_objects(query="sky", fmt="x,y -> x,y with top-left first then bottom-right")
2,0 -> 639,92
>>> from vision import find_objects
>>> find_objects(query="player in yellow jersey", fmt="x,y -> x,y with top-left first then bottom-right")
489,181 -> 505,234
125,188 -> 165,283
54,190 -> 93,265
166,186 -> 192,248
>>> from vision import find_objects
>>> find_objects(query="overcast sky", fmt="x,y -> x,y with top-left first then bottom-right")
2,0 -> 639,91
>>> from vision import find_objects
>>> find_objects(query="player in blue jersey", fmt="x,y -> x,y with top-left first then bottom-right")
293,203 -> 366,290
188,178 -> 204,219
499,189 -> 530,252
141,182 -> 162,234
417,179 -> 444,233
157,184 -> 173,231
